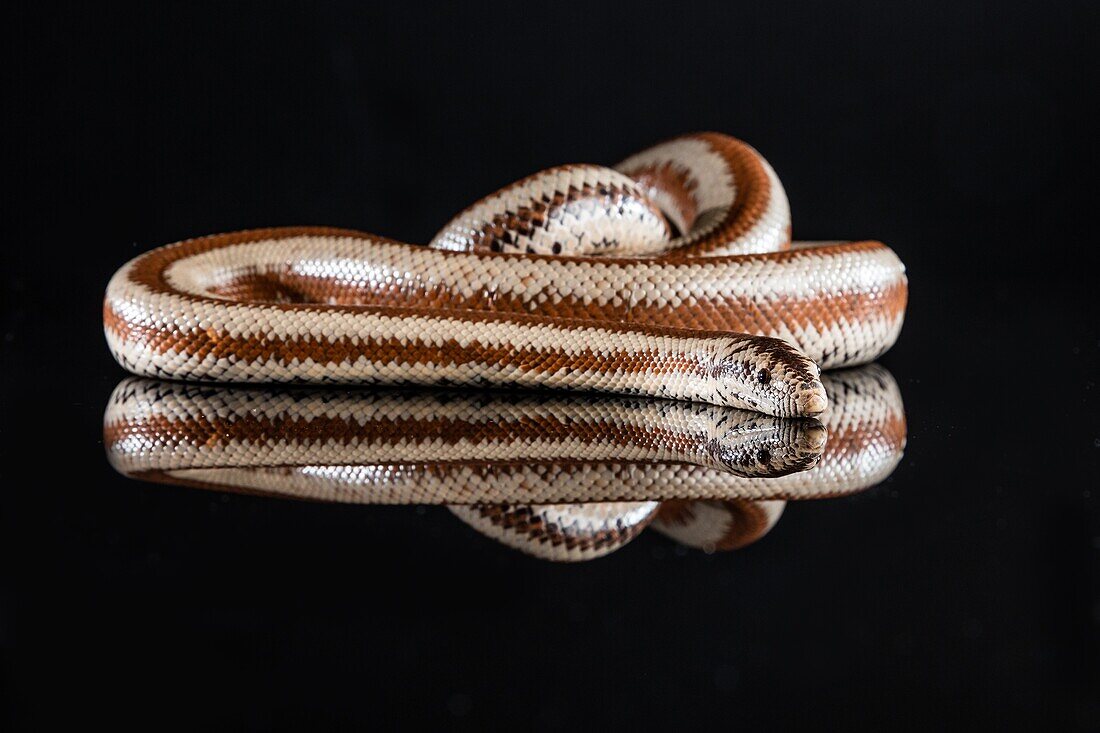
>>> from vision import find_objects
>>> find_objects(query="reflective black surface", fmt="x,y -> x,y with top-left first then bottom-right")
102,373 -> 897,561
4,2 -> 1099,730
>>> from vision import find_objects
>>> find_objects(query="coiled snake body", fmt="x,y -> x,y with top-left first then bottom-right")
103,133 -> 907,417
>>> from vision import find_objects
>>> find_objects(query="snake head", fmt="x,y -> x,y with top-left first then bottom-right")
706,410 -> 828,478
710,336 -> 828,417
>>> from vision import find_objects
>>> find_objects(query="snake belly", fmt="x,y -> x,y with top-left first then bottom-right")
103,133 -> 907,417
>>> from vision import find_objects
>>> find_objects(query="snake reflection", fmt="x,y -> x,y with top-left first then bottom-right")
104,365 -> 905,561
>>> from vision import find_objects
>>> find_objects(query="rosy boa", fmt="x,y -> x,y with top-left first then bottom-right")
104,365 -> 905,561
103,133 -> 908,417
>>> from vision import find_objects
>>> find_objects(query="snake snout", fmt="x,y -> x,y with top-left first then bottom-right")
772,348 -> 828,417
796,382 -> 829,417
768,419 -> 828,476
797,422 -> 829,453
706,413 -> 826,479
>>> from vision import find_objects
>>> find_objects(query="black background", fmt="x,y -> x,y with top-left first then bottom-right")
3,2 -> 1100,730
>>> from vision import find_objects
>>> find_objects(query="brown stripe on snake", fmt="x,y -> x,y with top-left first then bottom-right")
653,498 -> 786,552
448,503 -> 660,561
105,383 -> 827,481
103,132 -> 907,415
105,300 -> 827,390
121,236 -> 904,359
617,132 -> 776,255
623,161 -> 699,236
105,303 -> 733,377
103,407 -> 782,467
104,239 -> 906,350
104,307 -> 823,415
431,164 -> 671,256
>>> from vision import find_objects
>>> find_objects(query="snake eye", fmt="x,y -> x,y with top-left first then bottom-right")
757,448 -> 771,464
756,369 -> 771,385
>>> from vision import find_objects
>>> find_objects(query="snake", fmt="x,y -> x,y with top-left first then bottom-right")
104,364 -> 905,561
103,132 -> 908,417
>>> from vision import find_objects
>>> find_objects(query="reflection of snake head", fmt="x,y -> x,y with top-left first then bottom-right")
710,336 -> 828,417
706,411 -> 827,478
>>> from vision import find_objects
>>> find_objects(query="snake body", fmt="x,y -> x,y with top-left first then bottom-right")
103,133 -> 907,417
104,365 -> 904,560
104,383 -> 829,496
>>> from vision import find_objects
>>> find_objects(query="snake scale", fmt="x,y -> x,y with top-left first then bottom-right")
103,133 -> 908,417
105,365 -> 905,561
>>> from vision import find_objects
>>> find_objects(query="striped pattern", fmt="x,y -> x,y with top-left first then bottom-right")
105,384 -> 828,486
654,498 -> 786,552
430,165 -> 671,256
103,133 -> 907,416
103,365 -> 905,561
449,503 -> 660,561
